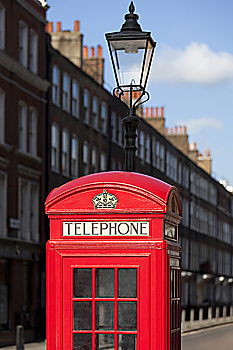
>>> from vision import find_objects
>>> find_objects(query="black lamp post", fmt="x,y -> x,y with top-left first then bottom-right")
106,1 -> 156,171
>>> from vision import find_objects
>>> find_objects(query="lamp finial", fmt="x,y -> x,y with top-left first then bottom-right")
129,2 -> 135,14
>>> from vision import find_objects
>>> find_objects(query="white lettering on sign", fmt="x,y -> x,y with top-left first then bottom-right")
63,221 -> 150,237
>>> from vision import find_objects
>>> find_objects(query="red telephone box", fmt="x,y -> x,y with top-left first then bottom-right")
45,172 -> 182,350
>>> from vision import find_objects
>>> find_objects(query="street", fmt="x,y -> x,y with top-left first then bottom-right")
182,324 -> 233,350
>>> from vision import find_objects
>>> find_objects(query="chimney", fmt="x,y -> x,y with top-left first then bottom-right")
56,21 -> 62,32
74,20 -> 80,32
165,124 -> 189,155
97,45 -> 103,58
155,107 -> 159,117
83,45 -> 88,58
46,21 -> 53,33
197,150 -> 212,175
145,107 -> 149,117
160,107 -> 164,118
142,106 -> 165,134
91,47 -> 95,58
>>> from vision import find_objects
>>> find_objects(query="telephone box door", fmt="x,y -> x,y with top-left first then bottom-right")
63,256 -> 150,350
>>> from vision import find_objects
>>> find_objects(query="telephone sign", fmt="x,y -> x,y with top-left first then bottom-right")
45,171 -> 182,350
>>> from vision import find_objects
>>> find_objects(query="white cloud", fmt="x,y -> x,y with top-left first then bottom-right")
176,117 -> 223,134
152,42 -> 233,84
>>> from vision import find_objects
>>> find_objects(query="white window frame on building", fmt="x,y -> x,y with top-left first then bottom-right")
18,101 -> 27,152
0,171 -> 7,237
0,88 -> 5,143
62,72 -> 71,112
91,146 -> 98,173
100,102 -> 107,134
0,3 -> 6,50
51,123 -> 60,172
18,178 -> 39,242
19,21 -> 28,67
62,129 -> 70,176
72,80 -> 79,117
111,112 -> 117,143
83,89 -> 90,124
92,96 -> 99,130
117,116 -> 122,146
29,29 -> 38,74
145,134 -> 151,164
71,135 -> 78,178
28,107 -> 37,156
52,65 -> 60,106
82,141 -> 90,175
100,152 -> 107,171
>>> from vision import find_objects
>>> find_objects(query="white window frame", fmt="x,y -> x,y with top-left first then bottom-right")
0,172 -> 7,237
92,96 -> 99,130
52,65 -> 60,106
18,178 -> 39,242
83,89 -> 90,124
62,73 -> 71,112
28,107 -> 37,156
91,146 -> 98,173
72,80 -> 79,117
0,88 -> 5,143
0,4 -> 6,50
29,29 -> 38,74
71,135 -> 78,178
18,101 -> 27,152
62,129 -> 70,176
100,152 -> 107,171
51,123 -> 60,172
111,112 -> 117,143
83,141 -> 89,175
100,102 -> 107,134
19,21 -> 28,67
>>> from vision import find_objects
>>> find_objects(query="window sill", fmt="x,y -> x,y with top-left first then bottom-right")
0,142 -> 13,151
16,150 -> 42,163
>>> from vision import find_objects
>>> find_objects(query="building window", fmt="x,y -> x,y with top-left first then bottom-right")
51,123 -> 59,172
83,141 -> 89,175
0,88 -> 5,143
145,135 -> 151,163
83,89 -> 90,124
91,146 -> 98,173
100,152 -> 107,171
29,29 -> 38,74
92,96 -> 99,130
52,65 -> 60,106
18,102 -> 27,152
111,112 -> 117,143
0,4 -> 6,50
19,21 -> 28,67
139,131 -> 144,159
118,116 -> 123,146
71,136 -> 78,178
72,80 -> 79,117
100,102 -> 107,134
0,172 -> 7,237
28,107 -> 37,156
62,129 -> 70,176
19,179 -> 39,241
62,73 -> 71,112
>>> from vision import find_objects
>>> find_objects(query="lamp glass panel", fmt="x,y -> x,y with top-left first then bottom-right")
109,38 -> 147,87
141,40 -> 154,88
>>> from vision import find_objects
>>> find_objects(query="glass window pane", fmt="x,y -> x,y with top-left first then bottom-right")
73,333 -> 92,350
73,269 -> 92,298
96,301 -> 114,330
74,301 -> 92,330
118,269 -> 137,298
96,334 -> 114,350
96,269 -> 114,298
118,302 -> 137,331
118,334 -> 136,350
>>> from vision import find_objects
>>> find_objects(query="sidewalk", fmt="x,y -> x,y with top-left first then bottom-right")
0,342 -> 46,350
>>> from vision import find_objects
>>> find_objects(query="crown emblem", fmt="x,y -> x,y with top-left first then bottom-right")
92,190 -> 118,209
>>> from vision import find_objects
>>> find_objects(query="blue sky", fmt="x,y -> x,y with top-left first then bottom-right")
46,0 -> 233,185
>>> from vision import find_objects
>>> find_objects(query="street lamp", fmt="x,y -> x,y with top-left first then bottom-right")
106,1 -> 156,171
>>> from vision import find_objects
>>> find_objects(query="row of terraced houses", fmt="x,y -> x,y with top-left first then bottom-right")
0,0 -> 233,346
